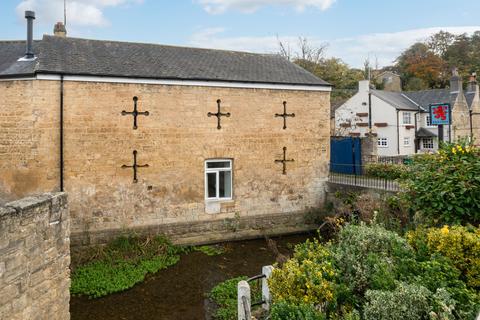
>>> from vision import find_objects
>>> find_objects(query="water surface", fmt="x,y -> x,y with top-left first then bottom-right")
70,233 -> 312,320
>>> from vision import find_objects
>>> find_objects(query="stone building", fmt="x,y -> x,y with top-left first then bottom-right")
0,19 -> 331,246
335,70 -> 474,156
375,71 -> 402,92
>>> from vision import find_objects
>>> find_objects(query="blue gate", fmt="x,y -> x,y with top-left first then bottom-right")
330,137 -> 362,174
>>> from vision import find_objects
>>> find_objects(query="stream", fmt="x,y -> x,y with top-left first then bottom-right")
70,233 -> 313,320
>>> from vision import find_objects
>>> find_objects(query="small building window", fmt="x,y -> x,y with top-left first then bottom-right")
422,138 -> 434,149
426,115 -> 434,127
402,112 -> 412,125
377,137 -> 388,148
205,159 -> 232,200
404,137 -> 410,146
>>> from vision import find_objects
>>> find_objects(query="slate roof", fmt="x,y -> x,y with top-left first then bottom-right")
0,35 -> 329,86
416,127 -> 438,137
371,90 -> 418,110
403,89 -> 456,111
465,91 -> 476,109
370,88 -> 458,112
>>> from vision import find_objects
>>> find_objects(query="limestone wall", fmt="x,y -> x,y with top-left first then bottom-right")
0,192 -> 70,320
0,80 -> 60,202
452,94 -> 471,140
63,81 -> 330,245
0,79 -> 330,246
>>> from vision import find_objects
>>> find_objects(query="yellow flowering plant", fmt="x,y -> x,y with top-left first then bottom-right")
268,238 -> 337,311
406,225 -> 480,289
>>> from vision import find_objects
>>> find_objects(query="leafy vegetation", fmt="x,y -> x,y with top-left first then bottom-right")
401,141 -> 480,224
268,224 -> 480,319
270,301 -> 325,320
407,225 -> 480,289
208,276 -> 261,320
194,245 -> 226,256
71,235 -> 188,298
363,163 -> 406,180
269,238 -> 336,306
396,31 -> 480,90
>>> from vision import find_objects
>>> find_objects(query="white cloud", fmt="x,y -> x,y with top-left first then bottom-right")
197,0 -> 336,14
189,26 -> 480,67
15,0 -> 143,28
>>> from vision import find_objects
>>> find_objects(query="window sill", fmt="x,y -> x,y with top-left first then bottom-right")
205,198 -> 233,203
205,199 -> 235,214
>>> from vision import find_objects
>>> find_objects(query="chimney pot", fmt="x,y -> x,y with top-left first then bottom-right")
54,22 -> 67,37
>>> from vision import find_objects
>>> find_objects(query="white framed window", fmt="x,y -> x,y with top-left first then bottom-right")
422,138 -> 434,149
402,112 -> 412,125
404,137 -> 410,146
377,137 -> 388,148
205,159 -> 232,200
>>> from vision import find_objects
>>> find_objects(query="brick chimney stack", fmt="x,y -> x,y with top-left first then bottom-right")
54,22 -> 66,37
450,67 -> 463,93
467,72 -> 477,93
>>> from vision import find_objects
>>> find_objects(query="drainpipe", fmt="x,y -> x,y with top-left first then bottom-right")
368,91 -> 372,132
396,110 -> 400,155
469,109 -> 473,142
414,110 -> 419,153
60,75 -> 64,192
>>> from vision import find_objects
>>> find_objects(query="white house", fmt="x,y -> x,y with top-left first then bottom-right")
334,71 -> 476,156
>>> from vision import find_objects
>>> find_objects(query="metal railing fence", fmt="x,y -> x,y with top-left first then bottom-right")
329,163 -> 402,192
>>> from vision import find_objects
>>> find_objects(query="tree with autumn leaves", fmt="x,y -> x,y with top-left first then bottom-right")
396,31 -> 480,90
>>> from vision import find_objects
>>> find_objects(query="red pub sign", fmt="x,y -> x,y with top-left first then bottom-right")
429,103 -> 451,125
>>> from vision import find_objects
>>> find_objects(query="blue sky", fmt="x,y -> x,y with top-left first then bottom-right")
1,0 -> 480,67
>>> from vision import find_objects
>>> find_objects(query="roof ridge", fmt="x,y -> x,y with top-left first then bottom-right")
41,34 -> 277,57
403,88 -> 449,94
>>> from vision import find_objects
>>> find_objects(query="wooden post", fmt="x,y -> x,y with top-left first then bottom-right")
262,265 -> 274,311
238,280 -> 251,320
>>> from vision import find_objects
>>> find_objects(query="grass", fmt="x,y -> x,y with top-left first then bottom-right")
209,276 -> 262,320
70,235 -> 189,298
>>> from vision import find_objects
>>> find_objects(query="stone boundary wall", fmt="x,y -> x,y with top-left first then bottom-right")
71,210 -> 318,248
0,193 -> 70,320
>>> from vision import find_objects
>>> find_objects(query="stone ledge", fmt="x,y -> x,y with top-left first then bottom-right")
0,206 -> 16,219
70,210 -> 318,248
2,192 -> 67,217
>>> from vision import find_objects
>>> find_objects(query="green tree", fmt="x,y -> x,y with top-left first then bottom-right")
427,31 -> 456,56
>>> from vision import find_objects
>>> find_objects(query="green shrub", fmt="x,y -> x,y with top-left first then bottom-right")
268,238 -> 336,307
363,282 -> 431,320
70,235 -> 185,298
332,224 -> 415,297
208,277 -> 262,320
208,277 -> 245,320
267,224 -> 479,319
270,301 -> 325,320
401,141 -> 480,224
407,225 -> 480,289
364,163 -> 406,180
